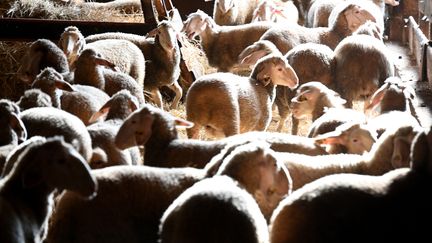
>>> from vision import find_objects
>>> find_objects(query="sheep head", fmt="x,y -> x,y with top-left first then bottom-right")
216,0 -> 235,13
252,55 -> 299,89
314,122 -> 377,155
58,26 -> 85,67
157,21 -> 178,51
182,10 -> 214,39
215,141 -> 292,220
238,40 -> 281,67
18,137 -> 97,198
343,4 -> 377,33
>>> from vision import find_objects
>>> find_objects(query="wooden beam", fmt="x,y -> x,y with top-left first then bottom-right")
0,18 -> 156,42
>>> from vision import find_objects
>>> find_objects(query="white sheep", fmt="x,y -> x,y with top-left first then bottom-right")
277,124 -> 421,191
186,53 -> 299,139
87,90 -> 142,169
252,0 -> 299,24
85,21 -> 181,109
73,48 -> 145,105
31,67 -> 110,125
114,104 -> 327,168
182,10 -> 274,72
255,2 -> 377,55
159,176 -> 270,243
17,39 -> 70,84
269,125 -> 430,243
213,0 -> 261,25
238,40 -> 336,134
58,26 -> 145,87
333,34 -> 394,107
0,136 -> 96,243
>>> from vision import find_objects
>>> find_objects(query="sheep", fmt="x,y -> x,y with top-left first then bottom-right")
84,21 -> 182,109
73,48 -> 145,105
17,39 -> 70,84
19,107 -> 93,162
365,76 -> 420,124
254,2 -> 377,55
16,88 -> 53,111
204,141 -> 292,220
269,125 -> 431,243
58,26 -> 145,87
307,0 -> 397,28
185,53 -> 299,139
352,20 -> 384,40
213,0 -> 261,25
238,40 -> 335,134
251,0 -> 299,24
45,139 -> 290,242
0,100 -> 27,173
0,136 -> 96,243
333,34 -> 394,107
276,124 -> 421,191
87,90 -> 142,169
32,67 -> 110,125
182,10 -> 274,72
159,176 -> 270,243
114,104 -> 328,168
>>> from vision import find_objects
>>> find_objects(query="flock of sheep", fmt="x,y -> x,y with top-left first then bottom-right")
1,0 -> 431,242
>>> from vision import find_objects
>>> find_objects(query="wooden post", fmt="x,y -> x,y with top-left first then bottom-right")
387,0 -> 419,42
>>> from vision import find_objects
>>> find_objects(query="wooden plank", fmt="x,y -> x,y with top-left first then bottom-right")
408,16 -> 431,82
427,46 -> 432,85
0,18 -> 156,42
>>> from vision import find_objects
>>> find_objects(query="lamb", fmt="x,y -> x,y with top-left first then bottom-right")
276,124 -> 421,191
16,88 -> 53,111
58,26 -> 145,87
87,90 -> 142,169
333,34 -> 394,107
365,76 -> 420,124
251,0 -> 299,24
73,48 -> 145,105
0,136 -> 96,243
17,39 -> 70,84
84,21 -> 182,109
114,104 -> 327,168
45,140 -> 290,242
19,107 -> 93,162
0,100 -> 27,173
185,53 -> 299,139
32,67 -> 110,125
269,125 -> 431,243
182,10 -> 274,72
254,2 -> 377,55
159,176 -> 270,243
213,0 -> 261,25
238,40 -> 335,134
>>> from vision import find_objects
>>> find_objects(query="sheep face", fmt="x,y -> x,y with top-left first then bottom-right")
58,26 -> 85,66
157,21 -> 177,51
216,142 -> 292,220
315,123 -> 377,155
32,68 -> 74,100
365,78 -> 415,112
253,56 -> 299,89
343,4 -> 377,33
21,137 -> 97,198
76,49 -> 117,72
182,11 -> 212,39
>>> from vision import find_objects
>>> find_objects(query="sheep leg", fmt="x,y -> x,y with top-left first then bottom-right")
187,123 -> 201,139
149,88 -> 164,109
167,81 -> 183,110
291,115 -> 299,135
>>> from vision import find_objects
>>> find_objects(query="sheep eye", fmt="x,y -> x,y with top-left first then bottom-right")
298,95 -> 307,102
352,139 -> 358,143
277,67 -> 283,71
267,188 -> 276,196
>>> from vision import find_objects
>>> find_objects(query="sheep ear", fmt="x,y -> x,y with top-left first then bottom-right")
55,79 -> 75,92
94,57 -> 117,71
10,114 -> 27,143
391,137 -> 411,168
314,130 -> 344,145
128,98 -> 138,112
22,165 -> 43,188
88,106 -> 110,124
239,50 -> 269,66
365,85 -> 387,111
174,117 -> 194,128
